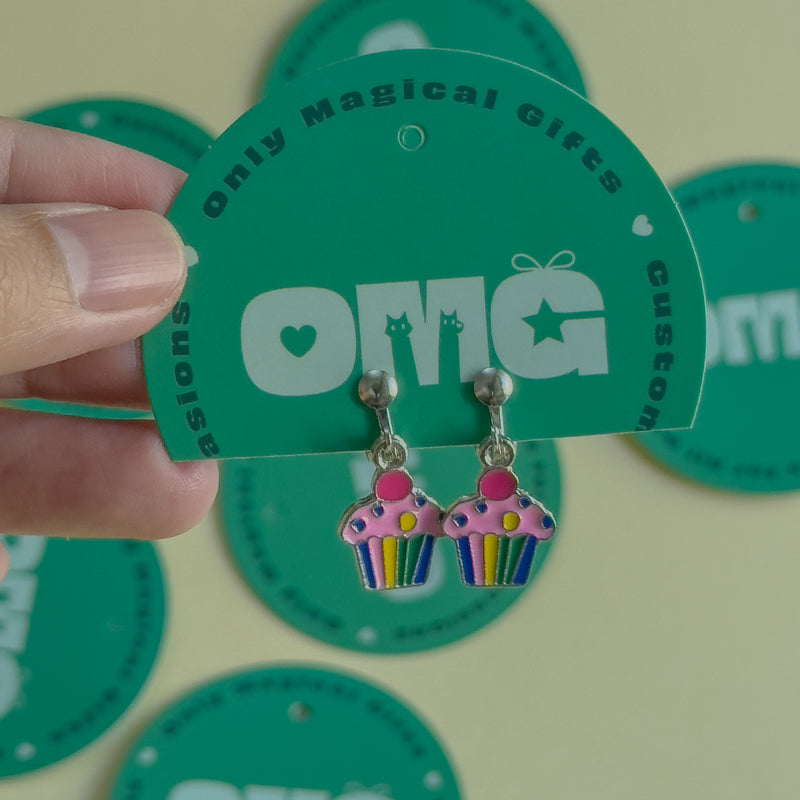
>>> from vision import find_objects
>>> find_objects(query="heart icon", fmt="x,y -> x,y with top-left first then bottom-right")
632,214 -> 654,237
280,325 -> 317,358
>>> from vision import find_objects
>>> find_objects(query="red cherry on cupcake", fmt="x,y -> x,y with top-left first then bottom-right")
478,468 -> 518,501
375,470 -> 413,502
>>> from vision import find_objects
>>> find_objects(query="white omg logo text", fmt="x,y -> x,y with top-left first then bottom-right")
707,289 -> 800,368
241,252 -> 609,396
168,780 -> 392,799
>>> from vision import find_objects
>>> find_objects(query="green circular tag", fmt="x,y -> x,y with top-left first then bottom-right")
24,98 -> 213,173
110,664 -> 460,799
636,163 -> 800,492
13,99 -> 214,422
262,0 -> 586,97
0,535 -> 165,777
143,49 -> 704,460
222,440 -> 560,653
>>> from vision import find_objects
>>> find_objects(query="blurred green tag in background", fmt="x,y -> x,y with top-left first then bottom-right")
0,536 -> 165,777
110,664 -> 460,799
24,98 -> 213,173
262,0 -> 586,97
637,164 -> 800,492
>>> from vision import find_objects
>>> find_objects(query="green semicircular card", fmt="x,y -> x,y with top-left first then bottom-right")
109,664 -> 461,800
261,0 -> 586,97
221,440 -> 560,653
0,536 -> 165,778
143,49 -> 705,461
636,163 -> 800,492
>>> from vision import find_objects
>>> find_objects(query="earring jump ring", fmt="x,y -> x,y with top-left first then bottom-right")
370,434 -> 408,470
476,435 -> 517,468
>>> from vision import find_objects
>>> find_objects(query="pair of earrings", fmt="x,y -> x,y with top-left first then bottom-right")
338,368 -> 556,591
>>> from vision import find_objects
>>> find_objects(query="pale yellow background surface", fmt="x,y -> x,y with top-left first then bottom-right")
2,1 -> 800,798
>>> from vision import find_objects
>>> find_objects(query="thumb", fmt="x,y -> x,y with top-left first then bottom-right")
0,203 -> 187,377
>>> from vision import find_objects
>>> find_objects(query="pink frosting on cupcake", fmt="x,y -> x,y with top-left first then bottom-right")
442,468 -> 554,540
340,469 -> 443,544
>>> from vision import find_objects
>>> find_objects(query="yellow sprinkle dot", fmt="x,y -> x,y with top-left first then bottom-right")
399,512 -> 417,532
502,512 -> 520,531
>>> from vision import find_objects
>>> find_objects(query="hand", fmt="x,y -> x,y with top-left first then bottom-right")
0,118 -> 219,578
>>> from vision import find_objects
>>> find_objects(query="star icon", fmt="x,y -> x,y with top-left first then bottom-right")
523,299 -> 567,345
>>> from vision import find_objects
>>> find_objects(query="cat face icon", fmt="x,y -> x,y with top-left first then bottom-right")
385,312 -> 413,338
440,309 -> 464,333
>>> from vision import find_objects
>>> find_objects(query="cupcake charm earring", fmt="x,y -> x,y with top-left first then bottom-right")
443,368 -> 556,587
338,370 -> 444,591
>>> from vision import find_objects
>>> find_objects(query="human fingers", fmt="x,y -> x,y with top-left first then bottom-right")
0,119 -> 188,400
0,202 -> 186,376
0,341 -> 150,409
0,408 -> 218,538
0,540 -> 7,583
0,117 -> 184,211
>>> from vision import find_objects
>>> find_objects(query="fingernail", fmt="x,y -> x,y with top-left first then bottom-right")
46,209 -> 186,313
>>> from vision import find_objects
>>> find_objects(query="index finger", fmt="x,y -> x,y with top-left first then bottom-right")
0,117 -> 185,212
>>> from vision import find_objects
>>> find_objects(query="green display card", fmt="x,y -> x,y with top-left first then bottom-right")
143,49 -> 705,460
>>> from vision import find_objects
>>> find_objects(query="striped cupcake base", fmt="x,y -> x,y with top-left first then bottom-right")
353,534 -> 436,590
454,533 -> 538,587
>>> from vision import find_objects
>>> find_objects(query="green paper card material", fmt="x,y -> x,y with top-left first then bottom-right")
110,664 -> 460,800
262,0 -> 586,97
13,99 -> 214,422
2,398 -> 152,420
143,49 -> 705,461
222,440 -> 560,653
637,164 -> 800,492
0,536 -> 165,777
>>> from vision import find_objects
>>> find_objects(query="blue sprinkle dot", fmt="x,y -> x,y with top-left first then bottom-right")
453,513 -> 469,528
475,501 -> 488,514
542,516 -> 554,529
351,518 -> 366,533
519,496 -> 532,508
414,495 -> 427,507
372,504 -> 384,517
